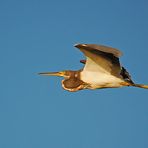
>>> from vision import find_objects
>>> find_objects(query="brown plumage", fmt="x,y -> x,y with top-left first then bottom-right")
61,71 -> 86,91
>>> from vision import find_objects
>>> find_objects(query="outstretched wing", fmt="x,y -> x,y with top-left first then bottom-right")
75,44 -> 123,77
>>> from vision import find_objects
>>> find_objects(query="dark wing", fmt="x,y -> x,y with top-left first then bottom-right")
120,67 -> 134,84
75,44 -> 123,77
80,59 -> 86,64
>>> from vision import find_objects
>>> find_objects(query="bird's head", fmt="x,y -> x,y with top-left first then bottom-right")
39,70 -> 87,92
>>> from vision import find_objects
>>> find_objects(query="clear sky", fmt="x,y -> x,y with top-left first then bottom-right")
0,0 -> 148,148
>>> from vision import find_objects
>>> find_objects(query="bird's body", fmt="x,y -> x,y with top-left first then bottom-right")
80,71 -> 124,89
39,43 -> 148,92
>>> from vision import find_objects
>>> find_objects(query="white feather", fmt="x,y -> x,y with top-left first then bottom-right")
81,57 -> 124,88
81,71 -> 123,87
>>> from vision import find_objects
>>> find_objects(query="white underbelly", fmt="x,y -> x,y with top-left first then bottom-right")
80,71 -> 124,88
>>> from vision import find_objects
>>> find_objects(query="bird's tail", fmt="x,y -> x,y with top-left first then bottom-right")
131,83 -> 148,89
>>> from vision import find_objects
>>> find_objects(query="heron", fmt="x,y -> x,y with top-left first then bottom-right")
39,44 -> 148,92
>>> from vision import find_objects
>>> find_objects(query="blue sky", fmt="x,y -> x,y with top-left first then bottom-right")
0,0 -> 148,148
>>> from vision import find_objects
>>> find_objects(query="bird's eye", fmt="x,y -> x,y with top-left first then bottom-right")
75,74 -> 78,77
83,44 -> 87,46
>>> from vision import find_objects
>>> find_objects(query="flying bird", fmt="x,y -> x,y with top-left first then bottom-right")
39,44 -> 148,92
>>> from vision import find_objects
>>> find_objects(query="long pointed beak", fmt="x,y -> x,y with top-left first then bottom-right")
38,71 -> 66,77
74,43 -> 87,48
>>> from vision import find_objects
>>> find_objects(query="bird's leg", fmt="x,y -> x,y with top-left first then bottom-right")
120,81 -> 131,87
131,83 -> 148,89
120,82 -> 148,89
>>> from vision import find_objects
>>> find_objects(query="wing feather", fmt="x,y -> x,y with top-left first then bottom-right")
75,44 -> 122,77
